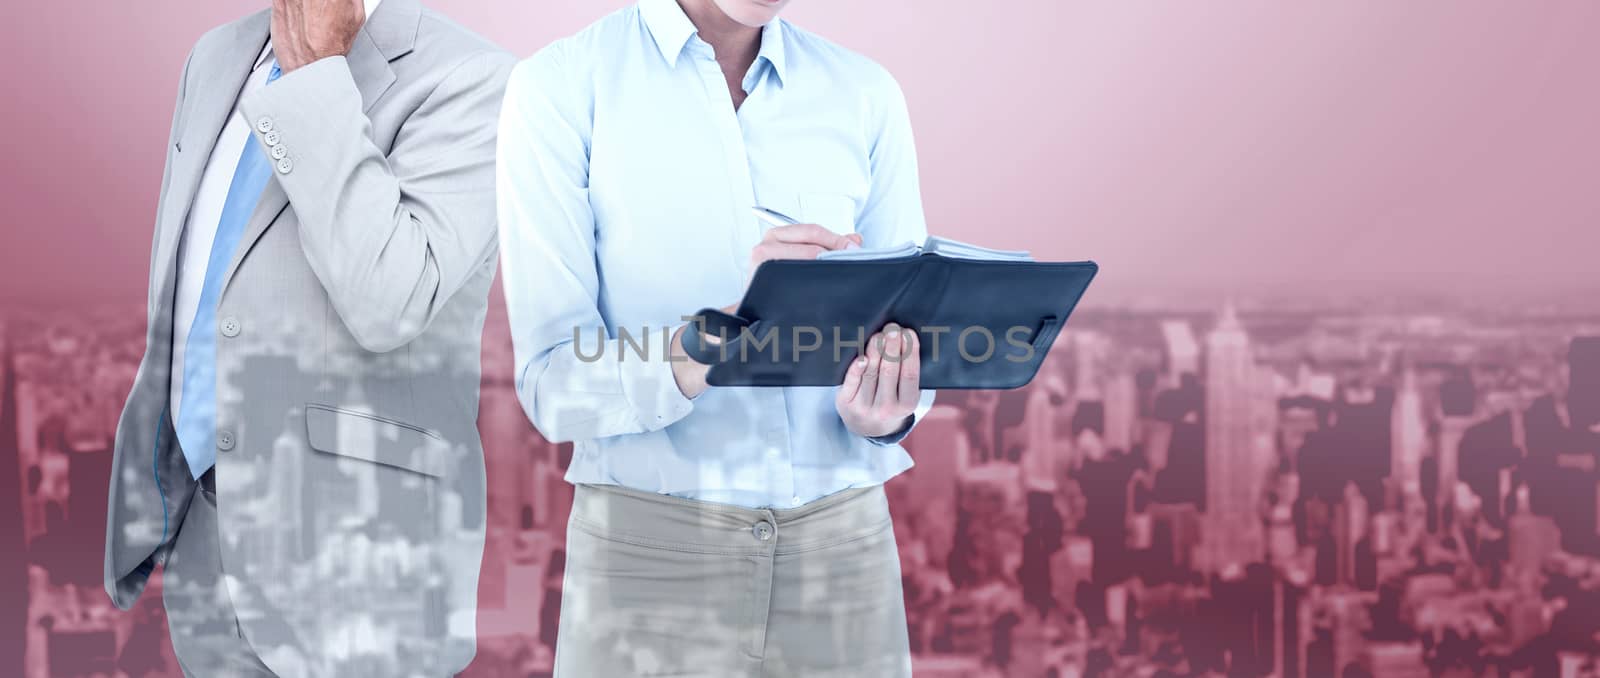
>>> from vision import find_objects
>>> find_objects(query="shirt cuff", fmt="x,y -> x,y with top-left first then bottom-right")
867,415 -> 916,446
617,345 -> 696,433
236,55 -> 361,190
866,388 -> 937,446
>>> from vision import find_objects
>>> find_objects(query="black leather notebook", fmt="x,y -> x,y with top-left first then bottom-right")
682,253 -> 1098,389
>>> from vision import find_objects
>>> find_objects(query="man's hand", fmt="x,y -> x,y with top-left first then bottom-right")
837,324 -> 920,439
271,0 -> 366,73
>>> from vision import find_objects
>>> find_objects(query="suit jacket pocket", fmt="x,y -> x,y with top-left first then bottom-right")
304,404 -> 448,478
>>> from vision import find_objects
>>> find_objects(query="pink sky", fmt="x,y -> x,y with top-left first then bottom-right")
2,0 -> 1597,307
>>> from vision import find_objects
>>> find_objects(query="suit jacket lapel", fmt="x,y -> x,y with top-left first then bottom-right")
151,12 -> 272,305
220,0 -> 418,291
219,179 -> 291,291
348,25 -> 399,113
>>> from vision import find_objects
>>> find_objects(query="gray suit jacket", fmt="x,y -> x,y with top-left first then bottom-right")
104,1 -> 512,674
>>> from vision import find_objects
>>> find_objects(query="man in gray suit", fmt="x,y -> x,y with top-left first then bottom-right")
103,0 -> 511,675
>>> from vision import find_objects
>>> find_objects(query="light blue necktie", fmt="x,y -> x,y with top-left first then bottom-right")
176,62 -> 282,479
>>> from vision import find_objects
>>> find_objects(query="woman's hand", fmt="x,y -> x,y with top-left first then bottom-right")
669,309 -> 729,400
747,223 -> 861,287
837,324 -> 920,438
672,224 -> 862,399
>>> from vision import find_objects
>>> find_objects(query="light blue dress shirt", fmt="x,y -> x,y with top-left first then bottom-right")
496,0 -> 935,509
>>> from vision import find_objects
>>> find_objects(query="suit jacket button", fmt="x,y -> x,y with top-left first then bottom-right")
264,130 -> 281,146
276,158 -> 293,175
220,317 -> 241,338
256,117 -> 274,134
217,430 -> 236,451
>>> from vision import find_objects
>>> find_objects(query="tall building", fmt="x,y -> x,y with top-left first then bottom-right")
1572,336 -> 1600,431
1201,304 -> 1268,574
1326,591 -> 1373,677
1272,574 -> 1311,678
1437,416 -> 1472,528
1436,369 -> 1476,528
1150,502 -> 1201,577
269,409 -> 308,562
1161,320 -> 1200,385
1104,372 -> 1138,453
0,330 -> 25,677
1391,366 -> 1426,495
1019,383 -> 1063,493
1333,482 -> 1369,588
1508,486 -> 1561,577
1459,412 -> 1519,526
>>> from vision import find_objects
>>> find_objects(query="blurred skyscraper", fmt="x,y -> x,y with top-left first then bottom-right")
1437,369 -> 1477,528
1,329 -> 25,677
1572,336 -> 1600,431
1104,372 -> 1138,453
1161,320 -> 1200,384
1391,364 -> 1426,497
1508,486 -> 1560,578
1201,305 -> 1268,574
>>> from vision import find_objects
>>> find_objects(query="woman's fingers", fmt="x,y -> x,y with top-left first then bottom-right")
836,325 -> 922,438
897,327 -> 921,406
752,242 -> 826,264
747,227 -> 861,288
874,325 -> 903,408
837,354 -> 868,407
767,223 -> 858,251
857,327 -> 882,409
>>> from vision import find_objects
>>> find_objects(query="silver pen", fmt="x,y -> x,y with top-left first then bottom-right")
751,206 -> 799,228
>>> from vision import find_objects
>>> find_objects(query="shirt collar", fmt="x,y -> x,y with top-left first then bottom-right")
640,0 -> 697,67
756,20 -> 787,85
254,44 -> 275,71
256,0 -> 386,71
640,0 -> 787,83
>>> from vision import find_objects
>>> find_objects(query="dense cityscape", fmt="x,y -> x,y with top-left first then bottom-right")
3,290 -> 1598,677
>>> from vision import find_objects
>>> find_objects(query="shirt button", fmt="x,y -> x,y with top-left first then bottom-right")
264,130 -> 281,146
791,496 -> 803,507
220,316 -> 241,338
256,117 -> 274,134
217,430 -> 236,451
752,521 -> 774,542
271,144 -> 289,160
276,158 -> 293,175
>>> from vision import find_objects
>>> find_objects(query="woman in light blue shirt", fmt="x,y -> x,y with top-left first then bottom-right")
497,0 -> 933,674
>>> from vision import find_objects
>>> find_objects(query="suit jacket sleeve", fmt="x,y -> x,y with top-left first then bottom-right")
237,51 -> 514,353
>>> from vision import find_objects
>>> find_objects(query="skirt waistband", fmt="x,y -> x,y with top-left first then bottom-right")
570,483 -> 892,556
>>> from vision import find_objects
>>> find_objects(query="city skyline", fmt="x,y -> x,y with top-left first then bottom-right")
7,292 -> 1600,676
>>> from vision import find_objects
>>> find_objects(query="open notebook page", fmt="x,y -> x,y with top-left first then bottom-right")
817,236 -> 1033,262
